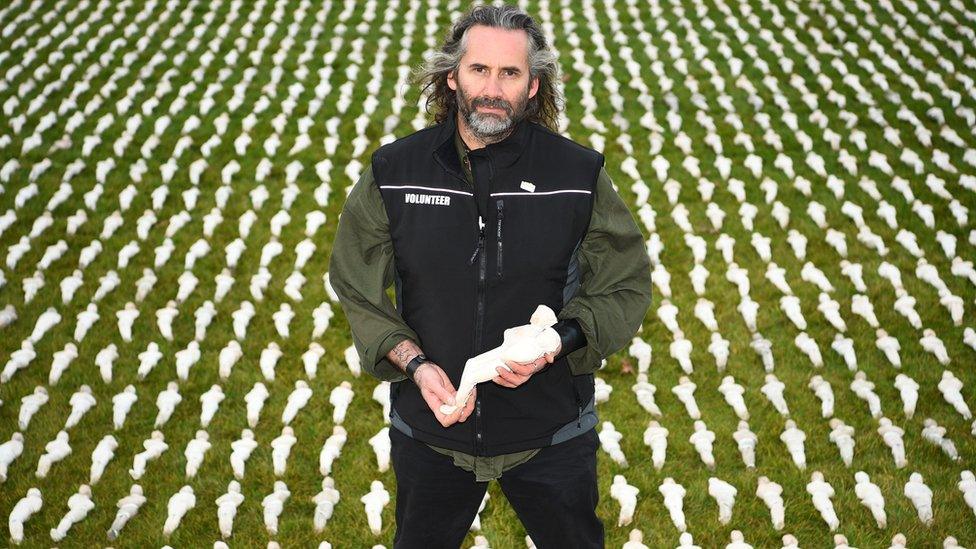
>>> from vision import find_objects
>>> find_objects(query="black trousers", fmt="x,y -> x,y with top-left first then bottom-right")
389,426 -> 605,549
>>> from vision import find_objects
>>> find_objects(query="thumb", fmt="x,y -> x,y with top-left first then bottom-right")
428,379 -> 456,406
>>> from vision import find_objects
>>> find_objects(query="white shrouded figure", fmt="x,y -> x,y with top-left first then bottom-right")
889,534 -> 907,549
676,531 -> 700,548
708,477 -> 737,525
37,430 -> 71,478
806,471 -> 839,531
643,420 -> 669,470
623,529 -> 650,549
904,472 -> 933,526
184,430 -> 212,478
362,480 -> 390,535
669,331 -> 694,374
894,374 -> 919,419
762,374 -> 789,417
808,376 -> 834,418
49,343 -> 78,384
599,421 -> 627,466
320,426 -> 348,475
628,337 -> 652,373
262,480 -> 291,535
877,418 -> 907,468
369,427 -> 391,473
8,487 -> 42,545
304,343 -> 325,378
50,484 -> 94,541
471,492 -> 490,531
245,382 -> 269,428
330,381 -> 354,424
854,471 -> 886,528
828,418 -> 856,467
594,377 -> 613,404
154,381 -> 182,428
219,340 -> 243,380
921,418 -> 960,461
199,385 -> 225,427
938,370 -> 972,420
89,434 -> 118,484
690,420 -> 716,469
65,385 -> 96,429
659,477 -> 687,532
727,530 -> 752,549
920,329 -> 950,365
373,381 -> 391,423
137,342 -> 163,379
282,380 -> 313,425
610,474 -> 639,526
0,432 -> 25,482
875,329 -> 902,368
175,340 -> 201,381
734,421 -> 757,469
709,332 -> 730,371
112,384 -> 138,430
672,376 -> 701,419
632,374 -> 661,417
851,371 -> 883,419
780,420 -> 807,470
343,344 -> 361,377
719,376 -> 749,420
272,426 -> 297,477
957,470 -> 976,519
107,484 -> 145,541
313,477 -> 341,533
440,305 -> 560,415
163,485 -> 196,536
750,333 -> 774,371
230,429 -> 258,480
130,430 -> 167,480
216,480 -> 244,539
19,386 -> 49,430
756,476 -> 785,530
831,334 -> 857,371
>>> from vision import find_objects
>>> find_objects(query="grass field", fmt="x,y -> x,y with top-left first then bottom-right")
1,0 -> 976,546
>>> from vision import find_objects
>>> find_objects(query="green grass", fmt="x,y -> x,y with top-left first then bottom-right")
1,0 -> 976,546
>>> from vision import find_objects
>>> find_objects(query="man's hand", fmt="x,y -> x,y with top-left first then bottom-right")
414,362 -> 477,427
493,344 -> 561,388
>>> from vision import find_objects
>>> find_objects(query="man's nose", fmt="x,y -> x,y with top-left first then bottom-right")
484,72 -> 504,98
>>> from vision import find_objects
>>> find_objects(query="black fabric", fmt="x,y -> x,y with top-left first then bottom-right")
390,426 -> 604,549
553,318 -> 586,359
373,106 -> 605,456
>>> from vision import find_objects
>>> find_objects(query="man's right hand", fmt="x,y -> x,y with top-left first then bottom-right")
413,362 -> 472,428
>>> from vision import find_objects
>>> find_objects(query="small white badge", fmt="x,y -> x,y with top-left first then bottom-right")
520,180 -> 536,192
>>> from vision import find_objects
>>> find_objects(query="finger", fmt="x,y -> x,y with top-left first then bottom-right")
429,381 -> 456,406
492,375 -> 518,388
495,367 -> 526,386
459,389 -> 477,421
507,361 -> 535,376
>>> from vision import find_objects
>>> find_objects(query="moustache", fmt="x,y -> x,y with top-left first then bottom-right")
472,98 -> 512,113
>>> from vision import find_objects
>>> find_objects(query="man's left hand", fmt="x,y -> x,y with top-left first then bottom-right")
493,344 -> 561,388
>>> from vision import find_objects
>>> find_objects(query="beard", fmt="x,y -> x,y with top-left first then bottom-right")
455,79 -> 531,144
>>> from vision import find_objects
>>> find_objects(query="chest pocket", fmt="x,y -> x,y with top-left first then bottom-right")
384,186 -> 478,274
493,191 -> 591,281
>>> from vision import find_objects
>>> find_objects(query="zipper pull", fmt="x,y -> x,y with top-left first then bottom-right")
468,215 -> 485,265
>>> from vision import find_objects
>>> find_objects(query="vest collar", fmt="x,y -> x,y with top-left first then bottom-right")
433,104 -> 530,175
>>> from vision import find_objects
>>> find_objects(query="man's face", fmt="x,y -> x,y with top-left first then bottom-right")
448,25 -> 540,142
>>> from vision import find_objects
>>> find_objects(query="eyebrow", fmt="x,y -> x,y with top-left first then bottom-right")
468,63 -> 522,74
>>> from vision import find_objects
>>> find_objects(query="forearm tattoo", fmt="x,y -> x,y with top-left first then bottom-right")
389,339 -> 422,371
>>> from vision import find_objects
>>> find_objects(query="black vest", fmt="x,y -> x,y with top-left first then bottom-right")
373,110 -> 604,456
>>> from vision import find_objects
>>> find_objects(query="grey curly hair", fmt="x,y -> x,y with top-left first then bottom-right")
411,3 -> 563,130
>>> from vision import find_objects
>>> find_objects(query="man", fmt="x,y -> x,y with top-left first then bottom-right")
329,4 -> 652,547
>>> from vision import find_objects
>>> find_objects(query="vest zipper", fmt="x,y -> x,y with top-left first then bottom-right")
495,200 -> 504,277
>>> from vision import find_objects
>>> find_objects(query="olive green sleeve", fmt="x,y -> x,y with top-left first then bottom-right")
328,164 -> 415,382
557,166 -> 653,376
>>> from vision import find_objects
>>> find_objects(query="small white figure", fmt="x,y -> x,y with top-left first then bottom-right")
89,434 -> 118,484
850,371 -> 883,419
313,477 -> 341,533
50,483 -> 94,541
163,485 -> 196,536
230,429 -> 258,480
130,430 -> 167,480
690,420 -> 716,469
216,480 -> 244,539
155,381 -> 182,428
808,376 -> 834,418
37,430 -> 72,478
610,474 -> 639,526
599,421 -> 627,466
471,492 -> 490,531
734,421 -> 757,469
271,426 -> 297,477
831,334 -> 857,371
762,374 -> 790,417
780,420 -> 807,470
756,476 -> 785,530
282,380 -> 313,425
373,381 -> 391,423
112,384 -> 138,430
0,432 -> 25,482
828,418 -> 856,467
65,384 -> 97,429
330,381 -> 354,425
938,370 -> 972,420
320,425 -> 348,475
708,332 -> 730,371
8,487 -> 43,545
107,484 -> 145,541
719,376 -> 749,420
643,420 -> 669,470
369,427 -> 391,473
672,376 -> 701,420
921,418 -> 960,461
854,471 -> 887,528
877,417 -> 907,468
904,472 -> 934,526
632,374 -> 661,417
807,471 -> 839,531
894,374 -> 919,419
245,382 -> 270,428
362,480 -> 390,535
262,480 -> 291,535
659,477 -> 687,532
199,385 -> 225,427
184,430 -> 212,478
18,386 -> 48,430
708,477 -> 737,525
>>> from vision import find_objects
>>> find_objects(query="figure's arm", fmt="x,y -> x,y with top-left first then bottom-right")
557,166 -> 653,375
328,164 -> 419,382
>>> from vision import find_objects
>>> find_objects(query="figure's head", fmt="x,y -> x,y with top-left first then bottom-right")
413,4 -> 562,139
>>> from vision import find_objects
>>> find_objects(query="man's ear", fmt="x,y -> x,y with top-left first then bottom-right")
447,69 -> 457,91
528,75 -> 539,99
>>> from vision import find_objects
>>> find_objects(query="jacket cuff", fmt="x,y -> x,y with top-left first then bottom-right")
369,331 -> 415,382
555,307 -> 604,376
552,318 -> 586,359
